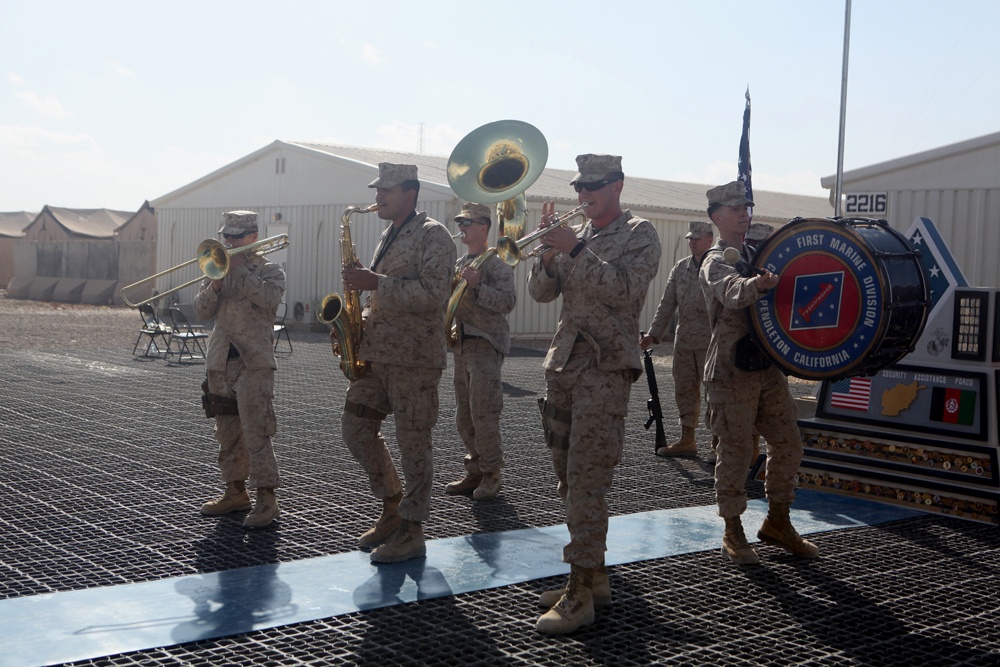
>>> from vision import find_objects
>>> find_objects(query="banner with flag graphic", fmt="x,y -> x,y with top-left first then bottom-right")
829,377 -> 872,411
929,386 -> 976,425
737,87 -> 752,205
903,216 -> 967,320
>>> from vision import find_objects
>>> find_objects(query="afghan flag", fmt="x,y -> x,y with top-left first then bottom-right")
929,387 -> 976,425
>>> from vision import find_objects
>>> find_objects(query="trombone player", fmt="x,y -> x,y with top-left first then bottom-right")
340,163 -> 456,563
528,155 -> 661,634
444,202 -> 516,501
195,210 -> 286,528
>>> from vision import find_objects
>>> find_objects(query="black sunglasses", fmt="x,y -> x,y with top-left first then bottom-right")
223,230 -> 254,240
573,177 -> 620,193
457,219 -> 487,228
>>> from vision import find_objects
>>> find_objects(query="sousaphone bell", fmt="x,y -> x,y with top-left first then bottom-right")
446,119 -> 548,239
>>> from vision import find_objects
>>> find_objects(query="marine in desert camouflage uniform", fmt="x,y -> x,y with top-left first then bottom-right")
700,180 -> 818,566
340,163 -> 457,564
529,154 -> 661,634
744,221 -> 775,461
445,202 -> 517,501
640,220 -> 717,460
195,210 -> 286,529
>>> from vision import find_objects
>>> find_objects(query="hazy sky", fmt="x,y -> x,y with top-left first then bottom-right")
1,0 -> 997,212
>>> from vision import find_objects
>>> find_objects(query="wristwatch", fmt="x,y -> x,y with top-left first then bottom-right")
568,240 -> 587,258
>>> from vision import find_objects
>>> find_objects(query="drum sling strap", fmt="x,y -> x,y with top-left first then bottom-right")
705,246 -> 773,373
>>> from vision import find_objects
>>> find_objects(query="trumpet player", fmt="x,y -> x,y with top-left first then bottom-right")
340,163 -> 456,563
195,211 -> 286,529
444,202 -> 516,501
528,155 -> 661,634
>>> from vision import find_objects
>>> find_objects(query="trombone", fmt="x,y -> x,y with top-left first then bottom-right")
120,234 -> 289,308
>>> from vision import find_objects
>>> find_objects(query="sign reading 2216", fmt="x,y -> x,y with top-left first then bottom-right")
844,192 -> 887,215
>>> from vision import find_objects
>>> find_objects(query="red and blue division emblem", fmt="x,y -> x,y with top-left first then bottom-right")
750,219 -> 888,379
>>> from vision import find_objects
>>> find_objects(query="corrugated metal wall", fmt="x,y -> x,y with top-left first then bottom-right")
889,188 -> 999,288
156,201 -> 695,338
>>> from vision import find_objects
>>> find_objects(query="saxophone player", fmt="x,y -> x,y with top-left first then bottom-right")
340,163 -> 457,563
444,202 -> 516,501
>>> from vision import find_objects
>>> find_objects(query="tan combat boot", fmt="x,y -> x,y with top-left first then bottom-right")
243,487 -> 280,528
370,519 -> 426,563
445,473 -> 482,495
200,480 -> 252,516
707,435 -> 719,463
472,471 -> 502,501
358,492 -> 403,550
758,501 -> 820,558
539,564 -> 611,609
536,565 -> 596,634
656,426 -> 697,457
721,516 -> 760,565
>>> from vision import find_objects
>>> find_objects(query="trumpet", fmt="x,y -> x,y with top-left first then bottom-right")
120,234 -> 289,308
495,203 -> 589,266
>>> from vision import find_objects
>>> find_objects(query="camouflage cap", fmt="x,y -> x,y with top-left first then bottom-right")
453,202 -> 492,227
746,222 -> 774,241
570,154 -> 624,184
217,210 -> 259,235
706,180 -> 755,208
685,221 -> 713,239
368,162 -> 419,188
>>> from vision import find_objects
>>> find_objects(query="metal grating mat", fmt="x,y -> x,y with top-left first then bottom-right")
0,302 -> 997,666
50,518 -> 1000,666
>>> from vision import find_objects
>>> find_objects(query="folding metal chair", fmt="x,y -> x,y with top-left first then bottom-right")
131,304 -> 171,357
273,301 -> 292,354
166,307 -> 209,361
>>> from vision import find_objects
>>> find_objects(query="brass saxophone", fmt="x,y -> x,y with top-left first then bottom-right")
445,249 -> 502,348
319,203 -> 378,380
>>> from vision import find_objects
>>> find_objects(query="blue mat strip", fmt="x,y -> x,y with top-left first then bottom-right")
0,490 -> 919,667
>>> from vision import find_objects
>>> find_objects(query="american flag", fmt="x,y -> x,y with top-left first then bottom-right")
737,87 -> 753,206
829,377 -> 872,411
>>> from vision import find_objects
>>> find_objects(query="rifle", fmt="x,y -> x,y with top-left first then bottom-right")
642,347 -> 667,453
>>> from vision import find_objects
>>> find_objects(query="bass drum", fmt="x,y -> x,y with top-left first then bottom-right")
749,217 -> 928,380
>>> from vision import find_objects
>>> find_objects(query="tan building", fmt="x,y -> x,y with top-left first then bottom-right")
822,131 -> 1000,288
8,202 -> 157,304
152,140 -> 832,336
0,211 -> 34,288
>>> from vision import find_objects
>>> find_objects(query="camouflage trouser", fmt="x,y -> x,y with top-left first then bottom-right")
672,347 -> 710,429
705,365 -> 802,518
453,337 -> 505,475
208,358 -> 280,489
541,351 -> 631,569
341,362 -> 442,522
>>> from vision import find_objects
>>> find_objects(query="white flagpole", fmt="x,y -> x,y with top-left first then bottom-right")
834,0 -> 852,217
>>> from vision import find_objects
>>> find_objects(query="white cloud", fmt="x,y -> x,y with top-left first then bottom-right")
360,43 -> 383,64
14,91 -> 70,118
8,72 -> 24,86
105,60 -> 135,78
0,125 -> 98,150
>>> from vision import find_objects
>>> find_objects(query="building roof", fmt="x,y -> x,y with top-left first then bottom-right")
0,211 -> 35,238
25,206 -> 133,239
820,130 -> 1000,188
291,142 -> 832,222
